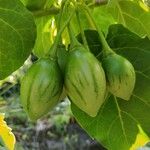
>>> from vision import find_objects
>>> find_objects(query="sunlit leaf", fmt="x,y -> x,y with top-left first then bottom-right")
0,113 -> 16,150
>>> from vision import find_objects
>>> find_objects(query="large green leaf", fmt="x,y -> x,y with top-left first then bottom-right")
93,6 -> 115,34
92,0 -> 150,37
106,0 -> 150,38
0,0 -> 36,79
71,24 -> 150,150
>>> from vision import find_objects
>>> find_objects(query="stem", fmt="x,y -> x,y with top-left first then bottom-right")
76,10 -> 89,50
57,11 -> 62,32
48,4 -> 75,58
57,1 -> 67,31
68,23 -> 81,50
88,0 -> 108,8
0,83 -> 16,96
56,4 -> 64,45
82,4 -> 114,55
32,7 -> 60,18
84,10 -> 95,29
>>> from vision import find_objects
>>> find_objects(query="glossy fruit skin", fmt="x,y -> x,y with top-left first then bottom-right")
65,46 -> 106,117
26,0 -> 47,10
20,58 -> 63,120
102,53 -> 136,100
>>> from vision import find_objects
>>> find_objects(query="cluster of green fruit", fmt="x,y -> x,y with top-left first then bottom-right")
20,0 -> 136,121
20,33 -> 136,121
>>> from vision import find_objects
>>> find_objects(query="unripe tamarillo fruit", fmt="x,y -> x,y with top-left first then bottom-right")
102,53 -> 136,100
20,58 -> 63,120
65,46 -> 106,117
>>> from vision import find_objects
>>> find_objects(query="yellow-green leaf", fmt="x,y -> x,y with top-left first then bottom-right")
0,113 -> 16,150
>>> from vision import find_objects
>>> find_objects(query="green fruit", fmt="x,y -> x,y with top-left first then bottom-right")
65,46 -> 106,117
102,53 -> 136,100
20,58 -> 63,120
25,0 -> 47,10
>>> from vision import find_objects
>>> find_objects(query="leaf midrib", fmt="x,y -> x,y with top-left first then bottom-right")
114,97 -> 129,145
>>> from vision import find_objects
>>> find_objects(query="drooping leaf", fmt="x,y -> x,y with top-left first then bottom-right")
0,0 -> 36,79
71,24 -> 150,150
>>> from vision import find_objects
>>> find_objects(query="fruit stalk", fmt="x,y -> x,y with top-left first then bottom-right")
48,3 -> 75,58
33,7 -> 60,18
82,4 -> 114,55
76,9 -> 89,50
67,23 -> 82,50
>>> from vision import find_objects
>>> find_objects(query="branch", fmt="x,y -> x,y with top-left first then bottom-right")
89,0 -> 108,8
32,7 -> 60,18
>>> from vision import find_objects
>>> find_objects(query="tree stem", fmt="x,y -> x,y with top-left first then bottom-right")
32,7 -> 60,18
88,0 -> 108,8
